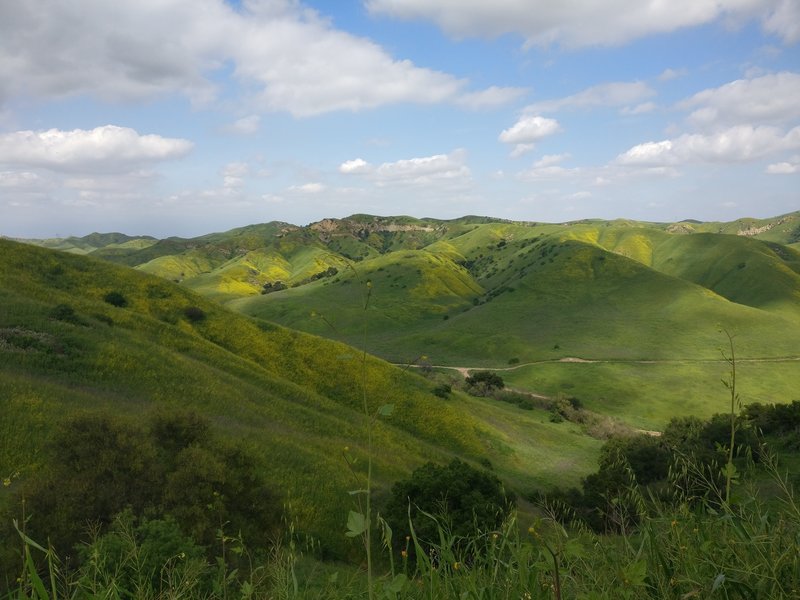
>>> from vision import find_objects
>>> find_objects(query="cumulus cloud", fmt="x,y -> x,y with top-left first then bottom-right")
0,171 -> 44,189
0,0 -> 506,117
375,151 -> 470,186
621,102 -> 657,116
658,68 -> 687,81
527,81 -> 655,113
519,153 -> 580,179
509,144 -> 535,159
222,162 -> 250,188
766,156 -> 800,173
366,0 -> 794,47
339,158 -> 372,174
339,150 -> 471,187
456,86 -> 529,109
224,115 -> 261,135
0,125 -> 192,173
679,72 -> 800,127
499,116 -> 561,157
762,0 -> 800,43
289,182 -> 326,193
617,125 -> 800,166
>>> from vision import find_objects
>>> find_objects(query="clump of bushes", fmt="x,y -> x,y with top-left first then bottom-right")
2,410 -> 280,577
465,370 -> 505,396
433,383 -> 452,398
103,290 -> 127,307
183,305 -> 206,323
49,303 -> 80,323
384,459 -> 514,554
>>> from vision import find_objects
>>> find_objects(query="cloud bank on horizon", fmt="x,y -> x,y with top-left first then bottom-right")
0,0 -> 798,237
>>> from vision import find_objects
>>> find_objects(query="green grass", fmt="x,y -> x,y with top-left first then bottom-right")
501,360 -> 800,431
0,239 -> 602,558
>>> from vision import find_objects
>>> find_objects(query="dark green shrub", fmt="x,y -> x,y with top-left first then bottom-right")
10,411 -> 281,563
384,459 -> 513,552
465,371 -> 505,396
76,511 -> 205,593
49,303 -> 80,323
433,383 -> 452,398
103,291 -> 127,307
183,305 -> 206,323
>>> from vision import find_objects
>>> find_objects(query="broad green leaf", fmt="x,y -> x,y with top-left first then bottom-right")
346,510 -> 367,537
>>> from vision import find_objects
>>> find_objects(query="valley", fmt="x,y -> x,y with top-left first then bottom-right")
3,211 -> 799,596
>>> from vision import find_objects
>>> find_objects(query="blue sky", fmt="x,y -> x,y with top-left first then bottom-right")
1,0 -> 798,238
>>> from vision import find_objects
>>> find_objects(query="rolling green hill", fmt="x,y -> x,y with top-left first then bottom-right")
0,239 -> 601,558
13,211 -> 800,430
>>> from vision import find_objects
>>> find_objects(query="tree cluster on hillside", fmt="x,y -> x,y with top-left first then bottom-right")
383,459 -> 514,557
0,411 -> 280,581
538,400 -> 800,532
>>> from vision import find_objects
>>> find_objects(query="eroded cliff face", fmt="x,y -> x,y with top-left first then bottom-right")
309,216 -> 438,243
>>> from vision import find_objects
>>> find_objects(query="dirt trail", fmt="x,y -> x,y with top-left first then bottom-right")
418,355 -> 800,374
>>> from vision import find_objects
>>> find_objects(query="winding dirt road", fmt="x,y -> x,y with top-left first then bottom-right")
417,354 -> 800,377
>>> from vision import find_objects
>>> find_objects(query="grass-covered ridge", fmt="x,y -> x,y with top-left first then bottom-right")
15,212 -> 800,429
0,239 -> 601,561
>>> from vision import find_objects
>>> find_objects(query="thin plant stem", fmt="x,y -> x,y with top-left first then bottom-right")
361,279 -> 374,600
722,328 -> 738,505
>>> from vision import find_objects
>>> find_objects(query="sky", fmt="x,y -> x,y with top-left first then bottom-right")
1,0 -> 799,238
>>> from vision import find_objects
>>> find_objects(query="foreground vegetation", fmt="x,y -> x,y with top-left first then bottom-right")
6,402 -> 799,598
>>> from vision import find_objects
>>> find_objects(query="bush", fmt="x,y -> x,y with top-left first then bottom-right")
8,411 -> 281,564
103,291 -> 127,307
433,383 -> 452,398
183,305 -> 206,323
384,459 -> 513,553
49,303 -> 80,323
465,371 -> 505,396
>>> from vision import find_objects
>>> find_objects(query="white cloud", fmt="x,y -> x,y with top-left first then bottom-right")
763,0 -> 800,43
0,125 -> 192,173
680,72 -> 800,127
340,150 -> 471,187
527,81 -> 655,113
0,171 -> 44,189
339,158 -> 372,174
499,116 -> 561,156
533,154 -> 571,168
366,0 -> 794,47
617,125 -> 800,166
0,0 -> 503,117
289,182 -> 326,193
222,162 -> 250,188
224,115 -> 261,135
621,102 -> 657,116
519,153 -> 580,180
658,68 -> 687,81
766,157 -> 800,173
373,150 -> 470,186
456,85 -> 528,110
509,144 -> 535,158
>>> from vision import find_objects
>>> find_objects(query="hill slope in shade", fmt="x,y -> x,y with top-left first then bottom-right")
0,239 -> 602,556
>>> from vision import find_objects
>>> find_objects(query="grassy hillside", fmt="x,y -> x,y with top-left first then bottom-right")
0,239 -> 601,557
13,212 -> 800,429
230,219 -> 800,427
